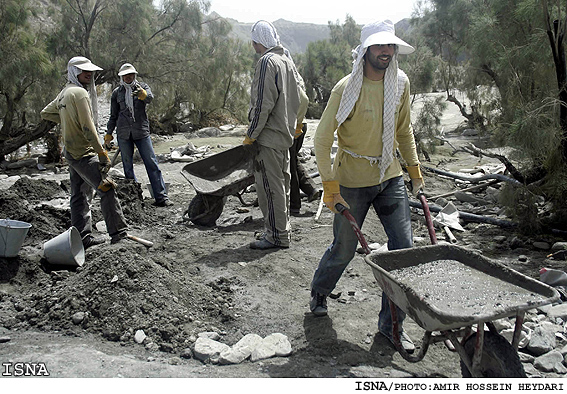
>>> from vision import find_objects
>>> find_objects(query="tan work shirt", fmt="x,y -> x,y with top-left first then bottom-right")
41,84 -> 104,160
315,74 -> 420,188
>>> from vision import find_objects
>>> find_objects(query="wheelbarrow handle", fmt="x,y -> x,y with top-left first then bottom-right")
335,202 -> 348,214
417,191 -> 438,245
334,203 -> 372,255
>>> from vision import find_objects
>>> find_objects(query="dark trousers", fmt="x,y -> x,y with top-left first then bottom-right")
289,130 -> 317,211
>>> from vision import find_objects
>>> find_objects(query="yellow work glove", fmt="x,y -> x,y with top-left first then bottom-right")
294,123 -> 304,139
322,180 -> 350,214
104,134 -> 114,150
407,165 -> 425,197
132,83 -> 147,100
243,136 -> 256,145
98,151 -> 111,174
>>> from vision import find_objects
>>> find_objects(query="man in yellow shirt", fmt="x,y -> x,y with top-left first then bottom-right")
309,20 -> 424,353
41,56 -> 129,248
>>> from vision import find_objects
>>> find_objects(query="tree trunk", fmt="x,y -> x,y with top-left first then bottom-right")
0,120 -> 57,160
0,95 -> 16,143
542,2 -> 567,159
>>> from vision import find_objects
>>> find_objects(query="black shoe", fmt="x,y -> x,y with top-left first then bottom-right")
249,237 -> 288,250
290,208 -> 301,216
309,290 -> 328,316
153,199 -> 173,207
82,234 -> 105,250
110,231 -> 128,244
307,190 -> 322,202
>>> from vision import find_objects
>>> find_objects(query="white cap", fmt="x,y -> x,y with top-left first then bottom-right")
118,63 -> 138,76
68,56 -> 102,71
361,20 -> 414,55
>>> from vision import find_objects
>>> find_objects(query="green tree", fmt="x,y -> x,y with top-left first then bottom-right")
418,0 -> 567,231
0,0 -> 58,158
299,16 -> 360,117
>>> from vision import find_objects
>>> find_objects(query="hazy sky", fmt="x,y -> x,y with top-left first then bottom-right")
207,0 -> 418,25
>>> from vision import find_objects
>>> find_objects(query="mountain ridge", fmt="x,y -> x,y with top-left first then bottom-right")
208,12 -> 411,55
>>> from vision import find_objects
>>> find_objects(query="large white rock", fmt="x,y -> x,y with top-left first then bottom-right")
193,337 -> 230,362
534,350 -> 567,373
263,333 -> 292,356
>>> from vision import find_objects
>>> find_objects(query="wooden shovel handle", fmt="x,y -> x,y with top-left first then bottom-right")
126,234 -> 153,248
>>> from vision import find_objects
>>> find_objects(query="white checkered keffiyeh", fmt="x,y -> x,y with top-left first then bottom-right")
336,46 -> 404,182
251,20 -> 280,49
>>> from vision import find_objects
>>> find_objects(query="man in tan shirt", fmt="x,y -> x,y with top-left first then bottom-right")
309,21 -> 424,354
41,56 -> 129,248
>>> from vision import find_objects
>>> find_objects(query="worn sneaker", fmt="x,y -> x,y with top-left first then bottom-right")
310,290 -> 328,316
153,199 -> 173,207
82,234 -> 105,250
249,237 -> 288,250
380,330 -> 415,354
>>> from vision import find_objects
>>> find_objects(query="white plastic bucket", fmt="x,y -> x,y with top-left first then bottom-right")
0,219 -> 32,258
43,227 -> 85,266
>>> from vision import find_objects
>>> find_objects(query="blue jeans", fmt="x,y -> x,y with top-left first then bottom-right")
311,176 -> 413,335
117,135 -> 168,203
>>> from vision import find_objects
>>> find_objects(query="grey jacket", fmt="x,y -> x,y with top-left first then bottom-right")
247,46 -> 301,150
107,82 -> 153,140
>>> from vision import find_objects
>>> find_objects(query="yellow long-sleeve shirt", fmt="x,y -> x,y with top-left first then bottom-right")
41,84 -> 104,160
314,74 -> 420,188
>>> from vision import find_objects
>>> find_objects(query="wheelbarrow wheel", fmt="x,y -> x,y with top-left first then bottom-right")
186,194 -> 225,227
460,331 -> 526,377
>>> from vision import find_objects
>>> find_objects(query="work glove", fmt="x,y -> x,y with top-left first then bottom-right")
243,136 -> 256,145
132,83 -> 147,100
322,180 -> 350,214
294,122 -> 305,139
407,165 -> 425,197
98,151 -> 111,175
104,134 -> 114,150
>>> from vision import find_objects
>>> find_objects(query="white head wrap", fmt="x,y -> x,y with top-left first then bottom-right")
335,20 -> 414,182
67,56 -> 102,130
118,63 -> 139,121
250,20 -> 301,85
251,20 -> 280,50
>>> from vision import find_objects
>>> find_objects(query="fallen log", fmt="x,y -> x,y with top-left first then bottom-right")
0,120 -> 57,158
422,165 -> 522,186
462,143 -> 525,183
429,179 -> 501,200
408,200 -> 517,228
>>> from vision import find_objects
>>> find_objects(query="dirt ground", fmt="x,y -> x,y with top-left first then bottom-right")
1,113 -> 566,384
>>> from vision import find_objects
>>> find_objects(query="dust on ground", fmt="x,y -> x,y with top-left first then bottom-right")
0,118 -> 566,382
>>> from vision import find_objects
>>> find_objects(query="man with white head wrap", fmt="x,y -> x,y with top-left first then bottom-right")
244,20 -> 301,249
309,20 -> 424,353
41,56 -> 129,247
105,63 -> 171,207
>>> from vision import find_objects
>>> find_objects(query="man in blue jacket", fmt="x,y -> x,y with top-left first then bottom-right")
105,63 -> 172,207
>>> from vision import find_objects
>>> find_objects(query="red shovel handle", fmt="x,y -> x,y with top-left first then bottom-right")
335,203 -> 372,255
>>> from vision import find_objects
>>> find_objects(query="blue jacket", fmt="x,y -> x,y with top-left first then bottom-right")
107,82 -> 153,140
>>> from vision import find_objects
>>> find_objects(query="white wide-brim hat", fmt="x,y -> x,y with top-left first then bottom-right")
68,56 -> 102,71
118,63 -> 138,76
361,20 -> 414,55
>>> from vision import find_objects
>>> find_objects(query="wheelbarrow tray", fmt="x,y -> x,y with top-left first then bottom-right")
365,244 -> 560,332
181,145 -> 255,196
